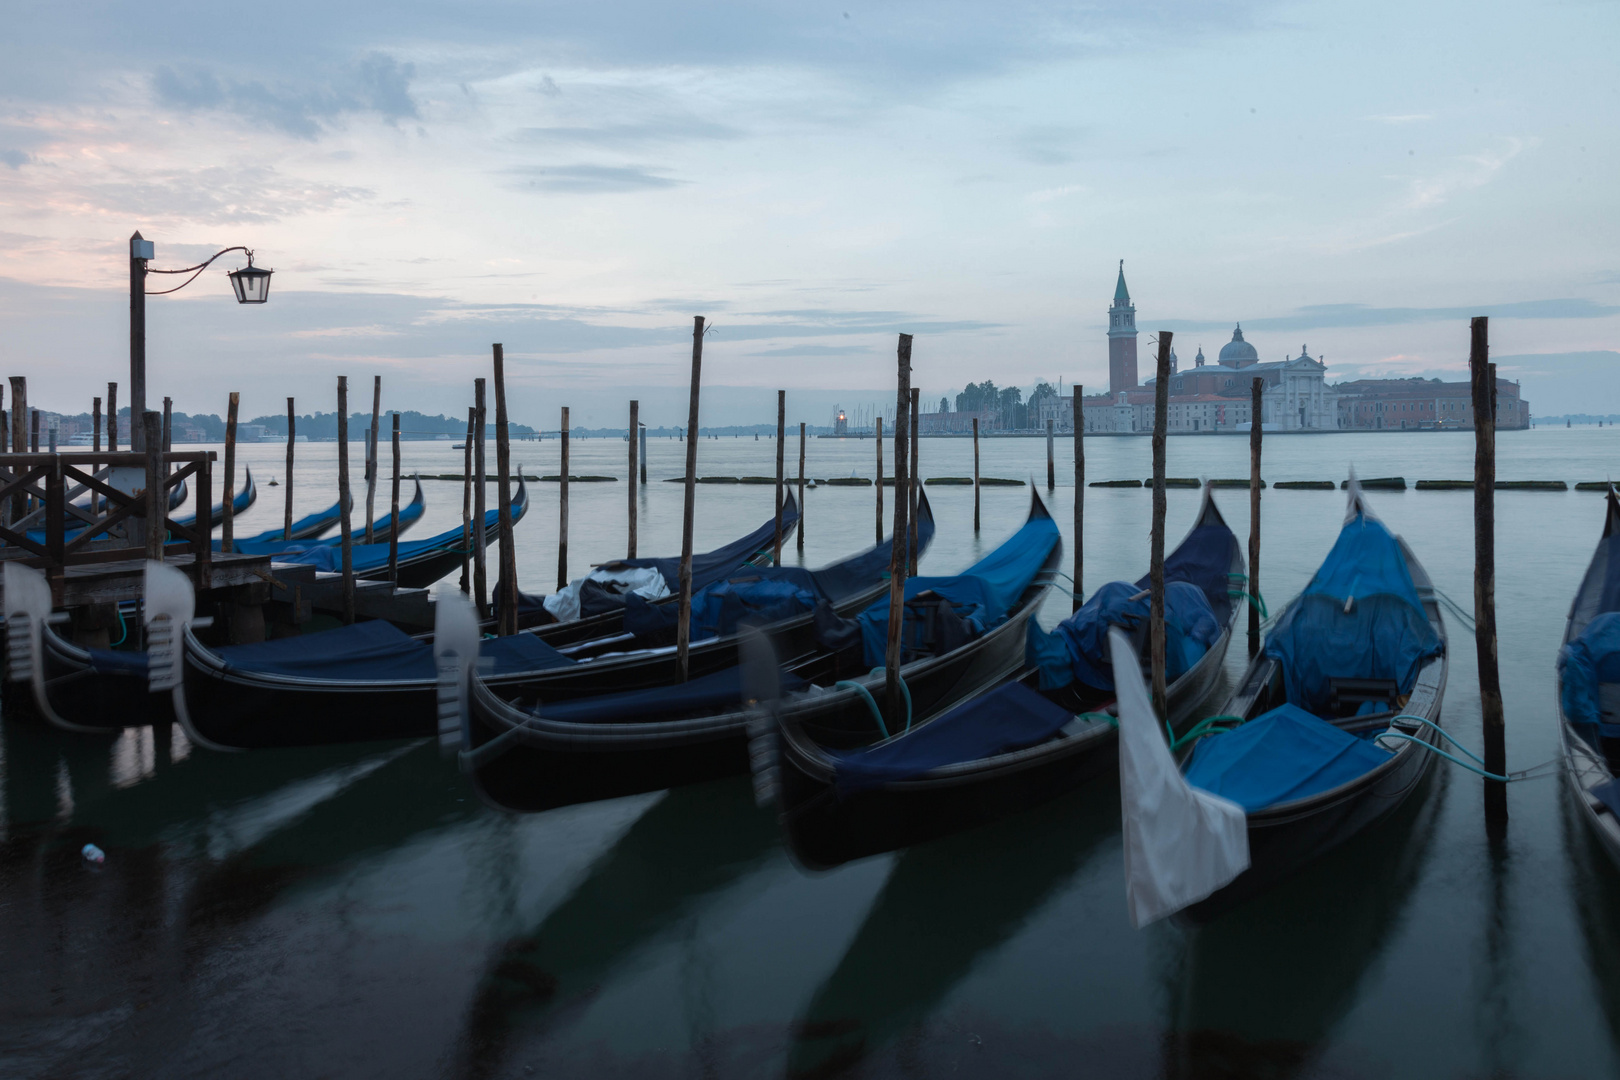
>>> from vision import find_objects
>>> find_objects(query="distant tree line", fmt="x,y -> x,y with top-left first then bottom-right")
946,380 -> 1061,430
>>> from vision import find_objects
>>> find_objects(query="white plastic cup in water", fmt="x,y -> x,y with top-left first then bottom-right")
81,843 -> 105,865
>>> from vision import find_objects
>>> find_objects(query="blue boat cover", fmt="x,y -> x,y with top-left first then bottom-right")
215,619 -> 572,681
624,567 -> 827,643
230,487 -> 424,554
1183,703 -> 1392,811
173,477 -> 255,530
855,511 -> 1061,667
524,663 -> 807,725
813,491 -> 936,604
234,500 -> 342,547
1263,512 -> 1442,717
1560,611 -> 1620,737
1139,522 -> 1243,623
827,680 -> 1076,794
272,490 -> 521,573
1028,579 -> 1221,692
88,647 -> 148,677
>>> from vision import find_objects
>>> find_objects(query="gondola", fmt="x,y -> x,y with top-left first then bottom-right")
170,485 -> 901,751
20,478 -> 188,547
1164,479 -> 1448,922
174,469 -> 256,531
1557,486 -> 1620,870
228,478 -> 425,553
769,482 -> 1242,868
231,496 -> 345,547
462,491 -> 1055,814
513,490 -> 802,643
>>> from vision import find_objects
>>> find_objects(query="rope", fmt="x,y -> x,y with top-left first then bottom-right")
1168,714 -> 1247,752
1373,730 -> 1557,782
835,669 -> 914,739
1429,587 -> 1478,634
109,607 -> 128,648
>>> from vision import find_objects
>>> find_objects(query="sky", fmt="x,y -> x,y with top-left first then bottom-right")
0,0 -> 1615,428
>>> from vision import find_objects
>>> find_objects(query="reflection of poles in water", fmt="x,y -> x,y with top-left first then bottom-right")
1478,826 -> 1517,1077
1564,790 -> 1620,1055
1,714 -> 67,830
1162,765 -> 1445,1080
785,781 -> 1118,1079
454,779 -> 777,1080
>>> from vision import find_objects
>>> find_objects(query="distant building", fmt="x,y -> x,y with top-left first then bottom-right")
833,407 -> 848,436
1333,376 -> 1530,430
1107,261 -> 1138,396
917,409 -> 998,434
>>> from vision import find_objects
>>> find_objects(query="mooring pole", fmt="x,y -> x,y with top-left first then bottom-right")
775,390 -> 786,565
1073,384 -> 1083,612
797,421 -> 807,554
365,375 -> 381,544
1472,317 -> 1507,830
677,317 -> 706,683
558,405 -> 570,591
639,422 -> 648,485
105,382 -> 117,451
973,416 -> 981,533
91,395 -> 102,515
627,400 -> 639,558
284,398 -> 296,540
143,412 -> 164,561
1248,377 -> 1264,656
875,415 -> 884,546
909,386 -> 920,575
460,407 -> 474,594
30,408 -> 39,453
388,412 -> 401,585
885,336 -> 913,721
129,233 -> 147,450
494,346 -> 518,635
1046,418 -> 1055,491
1150,332 -> 1173,718
221,391 -> 239,554
337,377 -> 355,623
161,396 -> 173,463
473,378 -> 488,615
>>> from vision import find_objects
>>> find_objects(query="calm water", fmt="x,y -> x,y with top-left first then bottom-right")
5,427 -> 1620,1078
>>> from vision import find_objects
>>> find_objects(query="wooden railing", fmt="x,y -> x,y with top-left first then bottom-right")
0,450 -> 215,594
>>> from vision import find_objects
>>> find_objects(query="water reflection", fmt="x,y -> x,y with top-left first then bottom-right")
1564,787 -> 1620,1051
1164,767 -> 1445,1079
454,778 -> 779,1078
784,778 -> 1119,1078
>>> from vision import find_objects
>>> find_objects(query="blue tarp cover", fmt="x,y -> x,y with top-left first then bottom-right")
523,663 -> 806,725
1560,611 -> 1620,737
827,680 -> 1076,794
88,647 -> 148,677
1183,702 -> 1393,811
624,567 -> 826,643
855,512 -> 1060,667
1263,512 -> 1442,717
231,488 -> 424,555
1028,579 -> 1221,692
215,620 -> 572,681
272,492 -> 519,574
1143,522 -> 1243,623
235,500 -> 341,547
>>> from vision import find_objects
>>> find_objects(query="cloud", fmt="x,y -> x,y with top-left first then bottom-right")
505,164 -> 684,193
0,149 -> 28,169
512,117 -> 743,148
65,165 -> 375,226
1403,137 -> 1527,210
1159,298 -> 1620,334
745,343 -> 875,357
152,51 -> 417,139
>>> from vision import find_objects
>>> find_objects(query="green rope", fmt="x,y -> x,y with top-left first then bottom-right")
1168,714 -> 1246,752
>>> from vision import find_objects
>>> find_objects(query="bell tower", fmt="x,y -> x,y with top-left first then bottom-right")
1107,260 -> 1138,395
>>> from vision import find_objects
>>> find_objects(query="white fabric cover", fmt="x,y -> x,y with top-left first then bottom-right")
1111,626 -> 1250,927
433,590 -> 482,751
542,566 -> 669,623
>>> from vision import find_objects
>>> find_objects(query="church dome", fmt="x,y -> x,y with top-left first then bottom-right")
1218,324 -> 1259,367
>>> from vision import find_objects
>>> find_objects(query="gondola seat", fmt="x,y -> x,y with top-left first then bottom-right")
1182,703 -> 1393,811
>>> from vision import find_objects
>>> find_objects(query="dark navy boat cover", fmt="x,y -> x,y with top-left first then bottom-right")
854,512 -> 1060,667
272,492 -> 515,574
231,490 -> 421,554
1140,521 -> 1243,623
1182,702 -> 1392,811
624,567 -> 827,643
234,500 -> 341,547
522,663 -> 807,725
827,680 -> 1076,794
1560,611 -> 1620,737
88,647 -> 149,677
1263,512 -> 1442,717
1028,579 -> 1220,692
215,620 -> 572,681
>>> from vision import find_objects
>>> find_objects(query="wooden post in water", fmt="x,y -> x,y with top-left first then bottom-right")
639,422 -> 648,485
797,421 -> 807,553
495,346 -> 518,635
909,386 -> 920,575
885,336 -> 913,721
973,416 -> 981,532
1150,332 -> 1173,718
557,405 -> 570,591
284,398 -> 296,540
1073,384 -> 1083,612
365,375 -> 381,543
1046,418 -> 1055,491
162,397 -> 172,460
337,377 -> 355,624
460,407 -> 474,593
473,378 -> 488,615
628,400 -> 639,558
677,317 -> 706,682
91,396 -> 102,515
143,412 -> 164,560
388,412 -> 401,584
1472,317 -> 1507,828
774,390 -> 786,565
221,392 -> 239,553
105,382 -> 117,453
1248,377 -> 1264,657
875,416 -> 884,546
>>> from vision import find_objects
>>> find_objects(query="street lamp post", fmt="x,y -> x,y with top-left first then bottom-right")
129,231 -> 272,449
